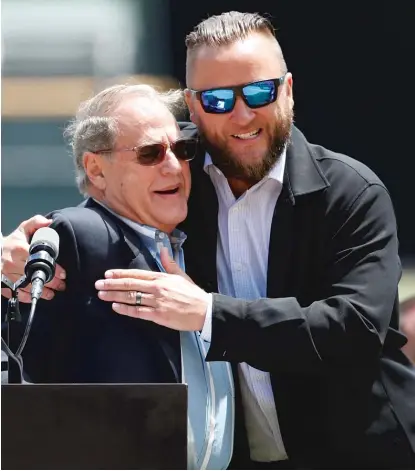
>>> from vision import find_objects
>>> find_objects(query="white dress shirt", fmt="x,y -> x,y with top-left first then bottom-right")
201,149 -> 289,462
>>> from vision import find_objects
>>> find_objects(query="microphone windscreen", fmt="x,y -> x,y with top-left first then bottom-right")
30,227 -> 60,258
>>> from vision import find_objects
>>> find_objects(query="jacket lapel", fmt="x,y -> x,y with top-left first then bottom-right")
82,198 -> 181,382
267,127 -> 330,298
180,133 -> 219,293
84,198 -> 159,273
267,180 -> 296,298
120,222 -> 182,382
123,232 -> 159,272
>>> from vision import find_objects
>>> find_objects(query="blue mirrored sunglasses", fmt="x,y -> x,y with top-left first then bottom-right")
191,75 -> 287,114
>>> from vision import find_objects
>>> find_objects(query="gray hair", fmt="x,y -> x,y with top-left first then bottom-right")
185,11 -> 287,83
64,84 -> 185,195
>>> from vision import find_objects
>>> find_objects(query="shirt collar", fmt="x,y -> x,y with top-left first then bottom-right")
92,198 -> 187,247
203,146 -> 286,186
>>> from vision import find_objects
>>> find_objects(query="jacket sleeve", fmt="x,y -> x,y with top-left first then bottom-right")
206,184 -> 403,373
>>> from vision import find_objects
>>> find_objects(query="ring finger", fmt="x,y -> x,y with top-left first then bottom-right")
97,289 -> 155,307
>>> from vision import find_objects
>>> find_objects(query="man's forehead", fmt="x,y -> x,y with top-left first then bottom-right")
115,96 -> 178,142
187,32 -> 282,87
114,95 -> 168,121
139,121 -> 180,144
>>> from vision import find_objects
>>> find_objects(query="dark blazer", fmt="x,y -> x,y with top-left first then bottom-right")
180,123 -> 415,469
12,199 -> 181,385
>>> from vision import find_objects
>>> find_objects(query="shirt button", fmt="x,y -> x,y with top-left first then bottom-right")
234,262 -> 243,271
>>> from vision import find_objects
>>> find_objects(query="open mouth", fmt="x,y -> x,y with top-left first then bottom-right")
154,187 -> 179,195
232,129 -> 262,140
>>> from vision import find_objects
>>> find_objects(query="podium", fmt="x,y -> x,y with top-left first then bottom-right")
1,383 -> 187,470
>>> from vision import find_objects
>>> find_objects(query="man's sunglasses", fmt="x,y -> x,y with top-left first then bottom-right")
95,138 -> 198,166
190,75 -> 287,114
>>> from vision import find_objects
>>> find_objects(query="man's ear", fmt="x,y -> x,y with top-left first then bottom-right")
284,72 -> 294,109
83,152 -> 106,191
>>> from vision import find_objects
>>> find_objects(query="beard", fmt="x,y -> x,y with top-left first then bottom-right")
199,106 -> 293,184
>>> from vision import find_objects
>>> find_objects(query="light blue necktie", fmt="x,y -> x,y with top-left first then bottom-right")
155,236 -> 234,469
180,331 -> 209,469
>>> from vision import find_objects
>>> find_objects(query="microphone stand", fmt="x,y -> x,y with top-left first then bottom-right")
2,274 -> 29,383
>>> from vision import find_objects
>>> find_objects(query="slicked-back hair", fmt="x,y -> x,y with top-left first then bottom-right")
185,11 -> 287,84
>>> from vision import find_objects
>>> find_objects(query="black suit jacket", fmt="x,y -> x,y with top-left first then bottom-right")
12,199 -> 180,385
180,123 -> 415,469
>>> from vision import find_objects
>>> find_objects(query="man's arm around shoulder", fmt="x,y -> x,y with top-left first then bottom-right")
207,183 -> 401,373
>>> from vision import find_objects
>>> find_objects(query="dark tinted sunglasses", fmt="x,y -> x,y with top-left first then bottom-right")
95,138 -> 198,166
191,75 -> 287,114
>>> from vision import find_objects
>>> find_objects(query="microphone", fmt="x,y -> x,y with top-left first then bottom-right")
24,227 -> 60,301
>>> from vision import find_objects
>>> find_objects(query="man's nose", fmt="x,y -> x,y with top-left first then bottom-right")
161,149 -> 183,174
230,97 -> 256,125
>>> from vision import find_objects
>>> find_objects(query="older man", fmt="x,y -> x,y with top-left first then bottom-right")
2,84 -> 234,470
